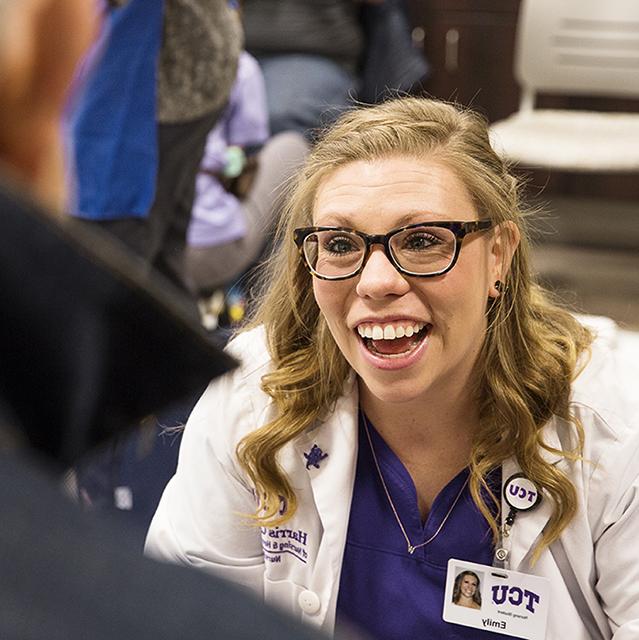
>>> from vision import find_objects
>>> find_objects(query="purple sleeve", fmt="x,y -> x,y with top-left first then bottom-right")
225,52 -> 270,149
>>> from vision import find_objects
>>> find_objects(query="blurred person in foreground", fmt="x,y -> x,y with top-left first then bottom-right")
0,1 -> 328,638
147,96 -> 639,639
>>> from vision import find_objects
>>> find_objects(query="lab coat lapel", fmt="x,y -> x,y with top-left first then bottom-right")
504,421 -> 564,571
292,376 -> 359,624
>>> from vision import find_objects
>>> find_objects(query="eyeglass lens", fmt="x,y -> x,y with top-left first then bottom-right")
302,226 -> 457,278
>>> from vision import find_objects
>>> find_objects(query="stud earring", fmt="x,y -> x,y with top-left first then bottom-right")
494,280 -> 504,293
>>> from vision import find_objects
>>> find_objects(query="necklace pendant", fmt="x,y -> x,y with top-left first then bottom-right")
407,544 -> 415,554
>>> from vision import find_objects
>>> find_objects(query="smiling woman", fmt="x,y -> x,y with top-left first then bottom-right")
146,97 -> 639,640
309,156 -> 509,412
453,571 -> 482,610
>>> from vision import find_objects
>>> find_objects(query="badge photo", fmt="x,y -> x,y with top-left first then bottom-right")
443,559 -> 550,640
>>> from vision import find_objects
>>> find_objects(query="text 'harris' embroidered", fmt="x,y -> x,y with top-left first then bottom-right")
261,527 -> 310,564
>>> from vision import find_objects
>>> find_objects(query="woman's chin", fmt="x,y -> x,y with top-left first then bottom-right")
357,376 -> 432,407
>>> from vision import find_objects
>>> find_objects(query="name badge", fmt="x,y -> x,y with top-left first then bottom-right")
442,559 -> 550,639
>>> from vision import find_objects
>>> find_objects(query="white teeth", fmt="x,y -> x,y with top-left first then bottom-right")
356,321 -> 427,341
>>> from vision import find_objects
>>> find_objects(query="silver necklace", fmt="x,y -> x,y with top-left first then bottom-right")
362,412 -> 469,555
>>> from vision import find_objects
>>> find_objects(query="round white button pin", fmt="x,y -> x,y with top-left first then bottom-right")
298,590 -> 321,615
503,473 -> 542,511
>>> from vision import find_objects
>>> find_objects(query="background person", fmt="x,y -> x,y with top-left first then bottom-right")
184,50 -> 308,317
146,97 -> 639,639
68,0 -> 242,296
452,571 -> 482,609
242,0 -> 428,138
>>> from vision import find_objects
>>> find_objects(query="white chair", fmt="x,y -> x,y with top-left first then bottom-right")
490,0 -> 639,172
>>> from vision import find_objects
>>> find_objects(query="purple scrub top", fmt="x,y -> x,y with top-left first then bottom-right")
336,413 -> 513,639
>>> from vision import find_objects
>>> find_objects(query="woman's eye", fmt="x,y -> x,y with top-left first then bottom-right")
402,232 -> 441,251
324,235 -> 358,254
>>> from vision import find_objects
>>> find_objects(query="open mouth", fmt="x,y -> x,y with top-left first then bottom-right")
356,321 -> 432,358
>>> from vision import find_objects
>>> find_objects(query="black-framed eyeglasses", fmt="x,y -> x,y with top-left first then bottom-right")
293,220 -> 493,280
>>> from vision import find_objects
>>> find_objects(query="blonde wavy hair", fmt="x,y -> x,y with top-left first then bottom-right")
237,97 -> 592,556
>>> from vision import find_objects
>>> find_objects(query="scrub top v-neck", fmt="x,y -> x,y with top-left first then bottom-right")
336,413 -> 512,639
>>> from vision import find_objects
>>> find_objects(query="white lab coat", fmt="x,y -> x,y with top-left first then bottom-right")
146,316 -> 639,639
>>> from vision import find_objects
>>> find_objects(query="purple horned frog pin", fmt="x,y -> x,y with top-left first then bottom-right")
304,444 -> 328,470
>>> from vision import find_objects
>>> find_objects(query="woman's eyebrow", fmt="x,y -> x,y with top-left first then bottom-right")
314,210 -> 440,228
312,212 -> 358,227
392,212 -> 439,227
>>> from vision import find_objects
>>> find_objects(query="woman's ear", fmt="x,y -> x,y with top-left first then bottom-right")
0,0 -> 97,210
488,220 -> 520,297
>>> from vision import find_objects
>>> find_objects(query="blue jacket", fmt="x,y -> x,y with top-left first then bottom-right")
68,0 -> 163,220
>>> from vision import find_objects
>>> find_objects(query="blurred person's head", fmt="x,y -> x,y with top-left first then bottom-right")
0,0 -> 97,211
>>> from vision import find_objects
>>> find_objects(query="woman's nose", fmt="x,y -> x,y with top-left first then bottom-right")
355,246 -> 410,299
